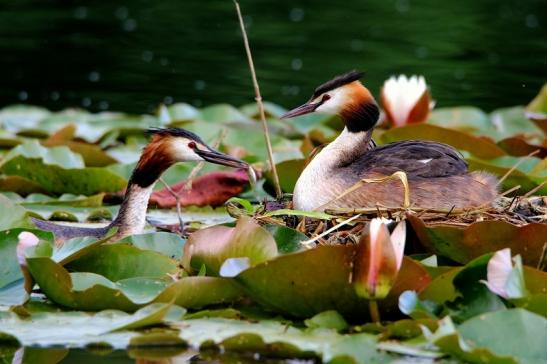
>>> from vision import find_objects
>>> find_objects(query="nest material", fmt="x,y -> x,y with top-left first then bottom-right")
250,196 -> 547,245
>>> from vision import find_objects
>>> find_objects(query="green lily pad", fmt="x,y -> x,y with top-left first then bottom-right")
119,232 -> 186,260
428,106 -> 494,135
490,106 -> 544,140
0,176 -> 48,195
26,256 -> 243,311
182,216 -> 278,275
0,151 -> 127,195
20,193 -> 104,207
0,303 -> 182,348
262,224 -> 308,254
237,245 -> 430,319
430,310 -> 547,364
0,104 -> 50,132
173,317 -> 391,363
66,244 -> 178,281
0,195 -> 34,230
268,159 -> 306,193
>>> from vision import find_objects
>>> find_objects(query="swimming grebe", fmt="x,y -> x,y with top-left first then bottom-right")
282,71 -> 497,211
32,128 -> 248,242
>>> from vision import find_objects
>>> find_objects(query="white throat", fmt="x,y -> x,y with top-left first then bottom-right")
114,183 -> 155,236
293,128 -> 372,210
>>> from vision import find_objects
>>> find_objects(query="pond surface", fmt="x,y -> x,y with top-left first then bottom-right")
1,346 -> 318,364
0,0 -> 545,113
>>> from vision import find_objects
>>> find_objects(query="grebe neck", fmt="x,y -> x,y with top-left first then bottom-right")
112,141 -> 175,236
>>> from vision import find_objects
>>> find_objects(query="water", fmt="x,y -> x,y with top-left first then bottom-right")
0,1 -> 545,114
1,346 -> 317,364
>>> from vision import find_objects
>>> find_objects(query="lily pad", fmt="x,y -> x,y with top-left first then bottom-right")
182,216 -> 278,275
237,245 -> 430,319
0,146 -> 127,195
0,303 -> 182,348
66,244 -> 178,281
26,256 -> 243,311
408,215 -> 547,266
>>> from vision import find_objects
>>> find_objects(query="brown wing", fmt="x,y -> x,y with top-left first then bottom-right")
349,140 -> 468,178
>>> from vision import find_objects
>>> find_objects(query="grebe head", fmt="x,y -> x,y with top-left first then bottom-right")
281,70 -> 380,132
146,128 -> 247,168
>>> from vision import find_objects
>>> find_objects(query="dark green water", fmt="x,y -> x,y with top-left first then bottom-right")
0,0 -> 545,114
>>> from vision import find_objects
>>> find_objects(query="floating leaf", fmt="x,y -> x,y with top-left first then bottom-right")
26,256 -> 243,311
490,106 -> 544,140
262,224 -> 308,253
119,232 -> 186,260
408,215 -> 547,266
237,245 -> 430,319
0,195 -> 34,230
173,317 -> 391,363
429,310 -> 547,364
182,216 -> 278,275
66,244 -> 178,281
304,310 -> 349,331
0,147 -> 127,195
427,106 -> 493,135
0,303 -> 181,348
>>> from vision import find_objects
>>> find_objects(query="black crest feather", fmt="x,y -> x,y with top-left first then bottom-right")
147,127 -> 207,145
312,70 -> 364,99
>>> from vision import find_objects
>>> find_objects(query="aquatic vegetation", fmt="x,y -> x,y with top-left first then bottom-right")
0,83 -> 546,362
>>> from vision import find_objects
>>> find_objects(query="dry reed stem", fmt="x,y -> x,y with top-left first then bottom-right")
318,171 -> 411,211
234,0 -> 282,198
497,149 -> 539,186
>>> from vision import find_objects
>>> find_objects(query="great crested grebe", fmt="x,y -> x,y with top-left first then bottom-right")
282,71 -> 497,211
32,128 -> 248,242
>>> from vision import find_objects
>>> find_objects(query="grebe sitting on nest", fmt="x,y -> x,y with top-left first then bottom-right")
282,71 -> 497,211
32,128 -> 248,242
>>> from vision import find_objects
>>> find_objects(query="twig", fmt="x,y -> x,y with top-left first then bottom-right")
319,171 -> 411,211
233,1 -> 282,199
301,214 -> 362,248
497,150 -> 539,186
158,177 -> 184,230
522,179 -> 547,198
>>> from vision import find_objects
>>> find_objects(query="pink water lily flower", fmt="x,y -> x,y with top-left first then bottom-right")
353,218 -> 406,300
381,75 -> 431,127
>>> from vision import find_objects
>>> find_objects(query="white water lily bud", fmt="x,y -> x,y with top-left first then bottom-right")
16,231 -> 39,266
381,75 -> 431,127
353,218 -> 406,300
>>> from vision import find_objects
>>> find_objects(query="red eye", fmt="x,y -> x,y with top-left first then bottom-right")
322,94 -> 331,102
188,141 -> 197,149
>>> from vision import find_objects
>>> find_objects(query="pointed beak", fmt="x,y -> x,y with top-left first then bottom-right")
195,148 -> 248,169
281,102 -> 319,119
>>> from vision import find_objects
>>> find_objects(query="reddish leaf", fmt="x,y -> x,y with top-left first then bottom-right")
150,170 -> 250,208
497,137 -> 547,158
408,215 -> 547,267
